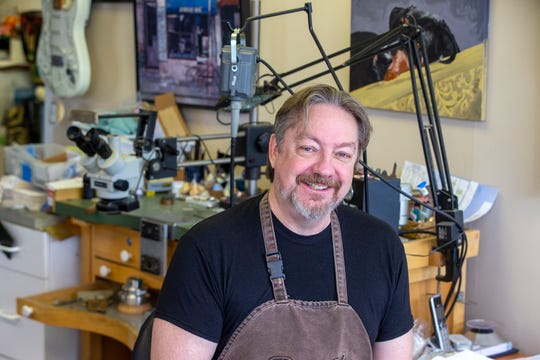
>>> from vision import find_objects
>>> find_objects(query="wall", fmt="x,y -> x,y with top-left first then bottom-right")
463,1 -> 540,352
10,0 -> 540,355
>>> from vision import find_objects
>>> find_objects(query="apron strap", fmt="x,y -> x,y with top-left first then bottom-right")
259,193 -> 349,304
330,211 -> 348,305
259,193 -> 289,302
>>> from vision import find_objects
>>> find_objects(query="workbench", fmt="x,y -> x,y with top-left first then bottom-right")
16,196 -> 479,360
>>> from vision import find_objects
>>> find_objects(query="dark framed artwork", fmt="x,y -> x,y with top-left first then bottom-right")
349,0 -> 489,121
134,0 -> 244,108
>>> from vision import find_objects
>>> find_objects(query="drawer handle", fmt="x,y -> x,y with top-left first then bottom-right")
99,264 -> 111,277
21,305 -> 33,317
0,244 -> 20,254
0,308 -> 21,322
120,250 -> 132,263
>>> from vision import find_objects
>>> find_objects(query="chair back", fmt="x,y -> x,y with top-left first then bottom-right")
132,311 -> 155,360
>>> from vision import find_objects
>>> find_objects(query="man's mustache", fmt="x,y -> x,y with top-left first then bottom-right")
296,174 -> 341,190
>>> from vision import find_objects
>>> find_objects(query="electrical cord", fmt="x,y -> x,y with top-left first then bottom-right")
357,158 -> 468,318
130,144 -> 156,202
257,57 -> 294,95
192,134 -> 216,167
444,231 -> 468,318
216,108 -> 231,127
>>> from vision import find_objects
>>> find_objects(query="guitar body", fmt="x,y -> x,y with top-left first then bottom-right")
37,0 -> 92,98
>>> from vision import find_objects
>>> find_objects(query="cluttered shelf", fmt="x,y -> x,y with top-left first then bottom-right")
17,281 -> 145,350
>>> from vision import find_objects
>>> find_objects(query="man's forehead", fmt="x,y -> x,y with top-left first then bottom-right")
293,126 -> 358,149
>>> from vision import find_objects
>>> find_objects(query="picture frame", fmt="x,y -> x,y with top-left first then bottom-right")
134,0 -> 245,108
349,0 -> 490,121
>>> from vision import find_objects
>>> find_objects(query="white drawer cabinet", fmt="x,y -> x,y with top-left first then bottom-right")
0,220 -> 80,360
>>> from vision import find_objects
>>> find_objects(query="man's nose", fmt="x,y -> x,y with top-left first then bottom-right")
312,152 -> 334,175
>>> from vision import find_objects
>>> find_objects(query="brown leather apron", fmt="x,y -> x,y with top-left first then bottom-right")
217,193 -> 373,360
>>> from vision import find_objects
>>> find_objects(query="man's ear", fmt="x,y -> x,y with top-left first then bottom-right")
268,133 -> 278,168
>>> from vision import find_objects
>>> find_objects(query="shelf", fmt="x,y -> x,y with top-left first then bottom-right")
17,280 -> 152,350
404,229 -> 480,283
0,61 -> 29,70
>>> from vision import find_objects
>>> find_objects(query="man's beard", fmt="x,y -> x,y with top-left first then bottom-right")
281,174 -> 343,221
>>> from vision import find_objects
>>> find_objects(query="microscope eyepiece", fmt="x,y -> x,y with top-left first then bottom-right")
67,126 -> 97,157
87,128 -> 113,160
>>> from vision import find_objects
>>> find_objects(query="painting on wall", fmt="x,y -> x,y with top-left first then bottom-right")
349,0 -> 489,121
135,0 -> 244,108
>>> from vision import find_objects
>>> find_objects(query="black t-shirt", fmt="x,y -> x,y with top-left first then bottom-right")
155,195 -> 413,357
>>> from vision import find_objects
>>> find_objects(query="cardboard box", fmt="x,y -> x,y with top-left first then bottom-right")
46,177 -> 83,212
14,187 -> 47,211
154,93 -> 190,137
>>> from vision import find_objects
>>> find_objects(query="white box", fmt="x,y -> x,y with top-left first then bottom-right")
3,143 -> 80,188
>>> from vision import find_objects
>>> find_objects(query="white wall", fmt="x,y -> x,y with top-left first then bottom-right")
463,1 -> 540,353
12,0 -> 540,355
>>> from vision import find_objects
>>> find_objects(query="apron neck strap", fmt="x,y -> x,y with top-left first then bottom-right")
259,193 -> 349,304
259,192 -> 288,302
330,210 -> 348,305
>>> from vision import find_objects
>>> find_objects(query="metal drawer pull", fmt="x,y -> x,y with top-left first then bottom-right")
0,308 -> 21,321
0,244 -> 20,253
21,305 -> 33,317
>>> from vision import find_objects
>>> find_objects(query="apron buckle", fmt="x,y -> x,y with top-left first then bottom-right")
266,251 -> 285,280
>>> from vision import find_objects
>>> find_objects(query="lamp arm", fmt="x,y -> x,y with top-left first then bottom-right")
225,3 -> 460,218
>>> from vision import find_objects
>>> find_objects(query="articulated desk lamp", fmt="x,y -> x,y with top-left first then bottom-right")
218,2 -> 467,319
218,3 -> 341,207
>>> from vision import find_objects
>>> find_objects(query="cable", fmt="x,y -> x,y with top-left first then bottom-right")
258,57 -> 294,95
357,158 -> 468,317
192,134 -> 216,167
216,108 -> 231,127
444,232 -> 468,317
131,146 -> 156,202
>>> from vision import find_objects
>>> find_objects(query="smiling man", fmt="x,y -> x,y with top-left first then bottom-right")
151,84 -> 414,360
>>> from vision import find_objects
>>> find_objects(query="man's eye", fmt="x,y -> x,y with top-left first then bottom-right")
299,146 -> 315,153
336,152 -> 352,160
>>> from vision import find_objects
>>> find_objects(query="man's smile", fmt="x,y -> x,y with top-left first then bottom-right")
296,174 -> 340,194
306,182 -> 330,191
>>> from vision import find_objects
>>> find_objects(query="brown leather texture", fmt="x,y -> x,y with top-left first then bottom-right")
218,299 -> 372,360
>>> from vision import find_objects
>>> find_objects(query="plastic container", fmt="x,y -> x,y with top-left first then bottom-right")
4,143 -> 80,188
464,319 -> 505,346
